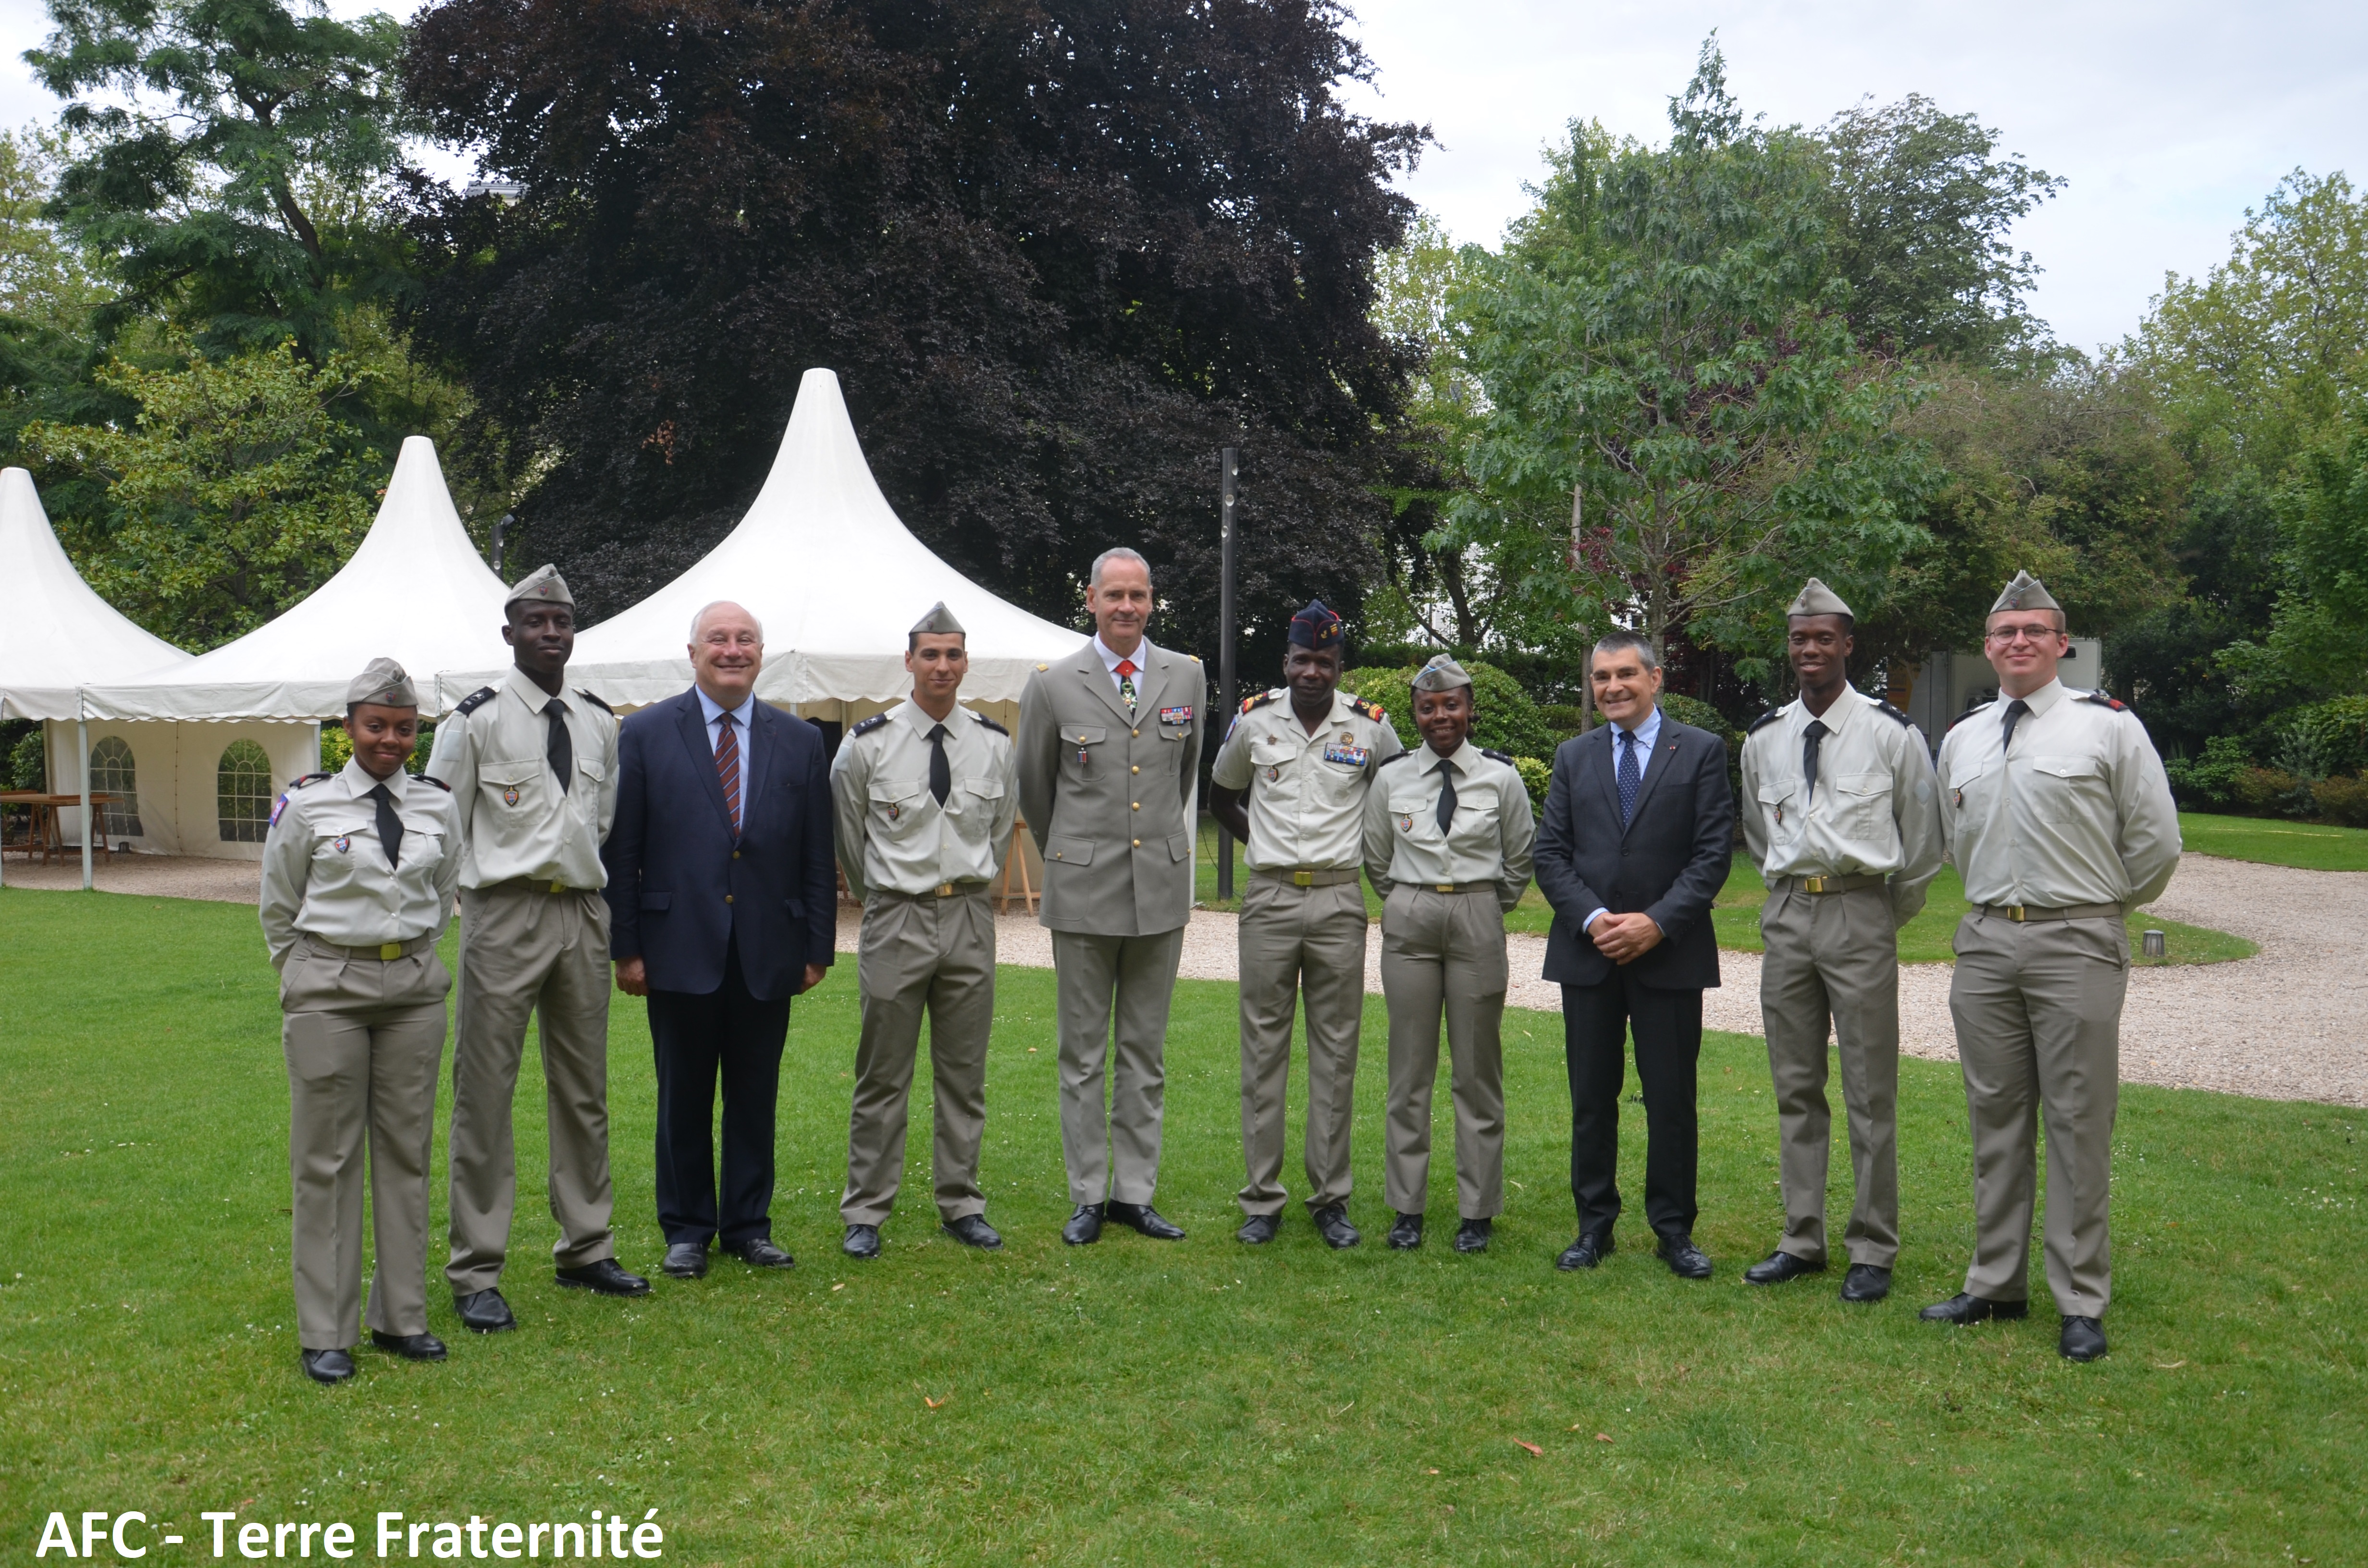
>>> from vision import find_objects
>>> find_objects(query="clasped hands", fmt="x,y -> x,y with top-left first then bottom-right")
613,956 -> 827,997
1588,910 -> 1664,965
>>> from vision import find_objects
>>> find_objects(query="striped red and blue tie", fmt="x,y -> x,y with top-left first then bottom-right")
715,710 -> 742,833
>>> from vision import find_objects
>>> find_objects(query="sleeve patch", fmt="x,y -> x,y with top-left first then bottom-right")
576,688 -> 614,714
454,686 -> 498,716
849,714 -> 891,738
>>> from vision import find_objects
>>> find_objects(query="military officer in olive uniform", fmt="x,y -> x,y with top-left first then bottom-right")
1016,547 -> 1206,1246
1361,655 -> 1536,1255
427,564 -> 648,1334
1737,578 -> 1944,1304
1924,572 -> 2181,1362
832,603 -> 1019,1259
1209,599 -> 1401,1248
260,659 -> 463,1384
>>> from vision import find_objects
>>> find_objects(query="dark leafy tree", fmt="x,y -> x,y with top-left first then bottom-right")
398,0 -> 1427,666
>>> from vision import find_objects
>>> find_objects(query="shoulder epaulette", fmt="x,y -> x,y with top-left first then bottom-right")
1378,749 -> 1417,767
972,710 -> 1008,735
270,772 -> 333,828
1240,688 -> 1282,715
455,686 -> 497,716
576,688 -> 613,714
416,773 -> 452,791
1873,700 -> 1915,727
2076,690 -> 2131,714
849,714 -> 891,738
1480,747 -> 1516,765
1747,708 -> 1785,735
1347,694 -> 1386,723
1947,707 -> 1984,731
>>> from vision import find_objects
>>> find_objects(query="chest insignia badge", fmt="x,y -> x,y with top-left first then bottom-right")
1262,764 -> 1281,783
333,835 -> 351,853
1774,805 -> 1784,826
1158,705 -> 1193,726
1323,743 -> 1369,767
885,802 -> 902,822
1952,788 -> 1964,808
502,785 -> 521,807
1397,812 -> 1415,833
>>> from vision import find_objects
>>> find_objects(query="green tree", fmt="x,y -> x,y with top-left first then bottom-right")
28,0 -> 414,359
1446,40 -> 1932,683
2220,417 -> 2368,699
19,339 -> 383,647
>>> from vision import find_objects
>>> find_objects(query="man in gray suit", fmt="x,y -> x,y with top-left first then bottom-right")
1017,547 -> 1206,1245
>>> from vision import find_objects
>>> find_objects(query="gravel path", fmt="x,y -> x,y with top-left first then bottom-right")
26,849 -> 2362,1105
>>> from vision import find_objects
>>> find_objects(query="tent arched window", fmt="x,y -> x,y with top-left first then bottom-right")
89,735 -> 141,838
217,741 -> 273,843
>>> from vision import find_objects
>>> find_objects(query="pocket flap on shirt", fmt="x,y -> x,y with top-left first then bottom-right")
1946,759 -> 1990,791
1063,726 -> 1107,747
2030,754 -> 2102,781
1045,835 -> 1095,866
1836,771 -> 1888,796
577,757 -> 603,780
1248,740 -> 1295,767
1756,781 -> 1793,804
869,779 -> 924,804
480,760 -> 539,788
963,776 -> 1005,798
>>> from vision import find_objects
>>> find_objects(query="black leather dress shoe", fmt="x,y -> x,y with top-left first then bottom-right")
1386,1212 -> 1423,1250
2060,1315 -> 2108,1361
1453,1217 -> 1492,1254
1107,1201 -> 1185,1240
1310,1204 -> 1361,1250
1656,1233 -> 1714,1279
301,1348 -> 355,1384
1840,1264 -> 1892,1302
1555,1232 -> 1612,1271
453,1288 -> 517,1333
1743,1249 -> 1826,1286
730,1237 -> 794,1268
842,1224 -> 882,1260
1236,1213 -> 1281,1245
660,1243 -> 708,1280
555,1258 -> 652,1296
370,1330 -> 448,1361
942,1214 -> 1002,1250
1062,1204 -> 1104,1246
1918,1291 -> 2029,1324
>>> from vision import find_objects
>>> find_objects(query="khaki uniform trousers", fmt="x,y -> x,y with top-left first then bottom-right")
1051,925 -> 1186,1207
445,885 -> 617,1293
1948,911 -> 2128,1318
1380,886 -> 1508,1221
1759,882 -> 1901,1267
842,888 -> 997,1225
1237,875 -> 1369,1216
280,936 -> 449,1350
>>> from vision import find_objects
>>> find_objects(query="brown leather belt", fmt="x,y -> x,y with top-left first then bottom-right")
304,933 -> 436,962
1780,873 -> 1887,894
1976,901 -> 2124,923
1409,882 -> 1488,894
480,876 -> 599,896
1252,866 -> 1362,887
874,881 -> 992,901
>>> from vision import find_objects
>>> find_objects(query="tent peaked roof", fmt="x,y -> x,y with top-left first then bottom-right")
0,466 -> 191,720
565,368 -> 1084,708
78,436 -> 515,721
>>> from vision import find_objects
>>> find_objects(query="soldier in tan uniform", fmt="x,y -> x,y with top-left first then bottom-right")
1016,547 -> 1206,1245
1361,655 -> 1536,1255
832,603 -> 1019,1259
1738,578 -> 1943,1304
260,659 -> 462,1383
1208,600 -> 1402,1249
1923,572 -> 2181,1362
426,565 -> 648,1334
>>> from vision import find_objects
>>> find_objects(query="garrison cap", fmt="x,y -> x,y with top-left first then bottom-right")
1990,571 -> 2061,615
1786,577 -> 1854,619
1287,598 -> 1344,649
910,601 -> 966,637
1410,653 -> 1473,693
506,563 -> 574,609
346,657 -> 419,709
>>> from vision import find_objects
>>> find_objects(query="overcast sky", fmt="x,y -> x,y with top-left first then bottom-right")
0,0 -> 2358,355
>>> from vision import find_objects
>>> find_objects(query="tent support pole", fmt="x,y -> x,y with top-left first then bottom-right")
1215,447 -> 1237,903
77,716 -> 92,890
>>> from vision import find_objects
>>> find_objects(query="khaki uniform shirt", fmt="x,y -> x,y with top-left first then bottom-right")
1361,740 -> 1537,912
424,671 -> 618,891
1937,678 -> 2182,910
1209,688 -> 1403,870
1740,683 -> 1946,926
259,758 -> 462,968
831,698 -> 1020,898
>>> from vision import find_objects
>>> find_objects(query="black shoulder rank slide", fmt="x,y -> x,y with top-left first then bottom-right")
1747,708 -> 1785,735
972,711 -> 1008,735
418,774 -> 452,791
1378,749 -> 1416,767
2076,690 -> 2130,713
1874,701 -> 1915,727
1480,747 -> 1516,764
1348,695 -> 1387,722
577,688 -> 613,713
454,686 -> 498,716
1240,689 -> 1282,714
849,714 -> 891,737
288,772 -> 332,790
1947,707 -> 1983,730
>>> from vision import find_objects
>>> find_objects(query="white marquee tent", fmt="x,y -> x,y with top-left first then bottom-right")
62,437 -> 513,860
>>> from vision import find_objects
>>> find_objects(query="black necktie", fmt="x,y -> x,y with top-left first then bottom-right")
370,784 -> 404,869
927,723 -> 951,807
544,698 -> 572,792
2002,697 -> 2031,754
1802,719 -> 1829,801
1434,758 -> 1457,835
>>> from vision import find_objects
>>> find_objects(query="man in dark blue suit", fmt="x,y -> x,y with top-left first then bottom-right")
604,600 -> 837,1280
1533,631 -> 1735,1279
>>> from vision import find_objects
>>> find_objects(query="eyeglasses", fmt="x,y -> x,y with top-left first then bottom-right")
1984,624 -> 2061,646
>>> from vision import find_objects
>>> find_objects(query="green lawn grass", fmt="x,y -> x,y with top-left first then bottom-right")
1198,821 -> 2254,967
1,887 -> 2361,1563
2177,811 -> 2368,872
